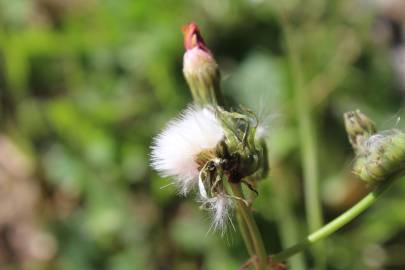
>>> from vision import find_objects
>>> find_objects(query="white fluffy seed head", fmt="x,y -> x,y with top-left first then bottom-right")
151,106 -> 224,195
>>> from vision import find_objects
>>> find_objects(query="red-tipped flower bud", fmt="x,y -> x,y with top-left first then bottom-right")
182,22 -> 223,106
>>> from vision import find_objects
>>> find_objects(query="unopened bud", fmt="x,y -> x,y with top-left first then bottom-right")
344,110 -> 377,154
182,22 -> 223,106
344,110 -> 405,183
353,130 -> 405,183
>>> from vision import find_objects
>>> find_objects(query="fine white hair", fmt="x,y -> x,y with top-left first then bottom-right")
255,123 -> 268,140
197,177 -> 234,234
205,194 -> 234,235
364,130 -> 399,151
151,106 -> 224,195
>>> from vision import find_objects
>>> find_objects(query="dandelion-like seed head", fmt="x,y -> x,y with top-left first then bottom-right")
151,106 -> 224,195
151,104 -> 268,233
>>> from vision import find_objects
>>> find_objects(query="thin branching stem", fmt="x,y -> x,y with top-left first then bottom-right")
272,177 -> 396,262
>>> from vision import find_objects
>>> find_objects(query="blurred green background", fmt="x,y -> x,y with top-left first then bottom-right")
0,0 -> 405,269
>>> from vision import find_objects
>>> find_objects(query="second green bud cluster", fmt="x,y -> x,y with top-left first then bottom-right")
344,110 -> 405,183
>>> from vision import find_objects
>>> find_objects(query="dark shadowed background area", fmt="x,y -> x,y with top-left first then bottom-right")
0,0 -> 405,269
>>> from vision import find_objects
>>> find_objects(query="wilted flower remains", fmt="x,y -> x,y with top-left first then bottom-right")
151,105 -> 267,232
151,22 -> 268,233
151,106 -> 224,195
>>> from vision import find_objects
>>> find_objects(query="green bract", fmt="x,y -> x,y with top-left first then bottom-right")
215,107 -> 268,183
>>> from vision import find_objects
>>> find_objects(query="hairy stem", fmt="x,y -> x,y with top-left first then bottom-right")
231,183 -> 268,270
272,178 -> 395,262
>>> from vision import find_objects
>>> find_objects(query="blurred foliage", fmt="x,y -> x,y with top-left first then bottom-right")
0,0 -> 405,269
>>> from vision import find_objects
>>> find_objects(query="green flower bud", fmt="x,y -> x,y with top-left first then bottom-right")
352,130 -> 405,183
344,110 -> 405,183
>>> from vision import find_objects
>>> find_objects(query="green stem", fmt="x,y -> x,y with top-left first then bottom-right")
281,12 -> 324,268
272,178 -> 395,262
281,12 -> 323,234
231,184 -> 268,270
237,211 -> 255,257
272,169 -> 306,270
